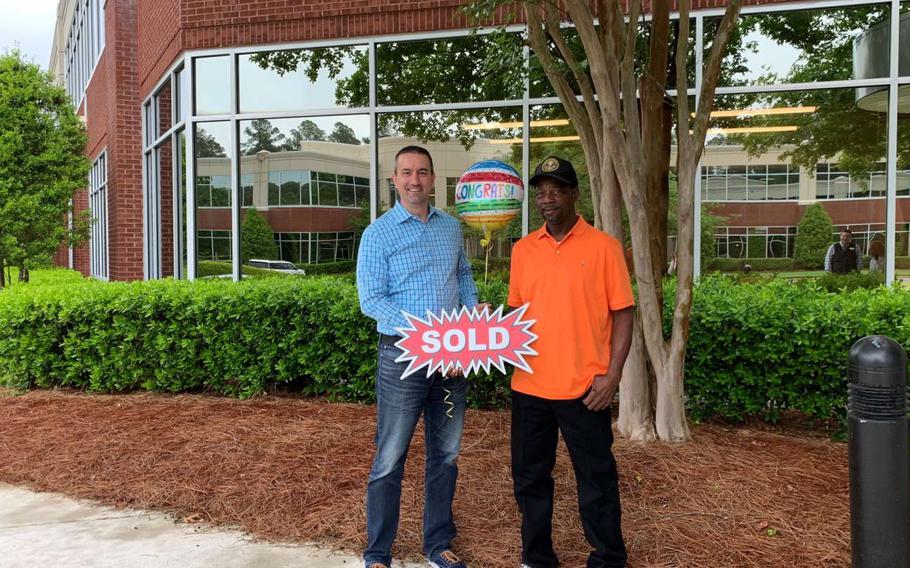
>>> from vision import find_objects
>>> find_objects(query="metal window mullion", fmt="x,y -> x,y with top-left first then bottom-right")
696,0 -> 887,18
522,41 -> 530,238
694,15 -> 704,279
186,64 -> 197,280
230,54 -> 241,282
885,0 -> 900,285
369,40 -> 378,222
173,129 -> 184,279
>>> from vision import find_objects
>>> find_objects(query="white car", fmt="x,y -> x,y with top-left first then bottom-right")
246,259 -> 307,275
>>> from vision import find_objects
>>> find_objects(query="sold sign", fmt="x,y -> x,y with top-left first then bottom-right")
393,304 -> 538,379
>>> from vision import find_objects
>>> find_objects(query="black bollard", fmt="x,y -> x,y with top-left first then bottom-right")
848,335 -> 909,568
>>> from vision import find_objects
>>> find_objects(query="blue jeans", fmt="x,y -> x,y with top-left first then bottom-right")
363,340 -> 467,566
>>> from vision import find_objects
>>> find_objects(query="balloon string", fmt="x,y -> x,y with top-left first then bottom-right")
442,380 -> 455,419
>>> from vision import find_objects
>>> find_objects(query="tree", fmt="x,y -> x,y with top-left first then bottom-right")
241,208 -> 279,262
0,51 -> 90,286
464,0 -> 743,441
794,204 -> 834,269
195,127 -> 227,158
327,122 -> 361,145
283,119 -> 327,151
241,118 -> 286,155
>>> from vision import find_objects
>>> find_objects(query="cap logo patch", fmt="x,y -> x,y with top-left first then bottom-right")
542,158 -> 559,173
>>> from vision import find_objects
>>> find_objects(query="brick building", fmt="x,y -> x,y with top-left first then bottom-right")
48,0 -> 910,281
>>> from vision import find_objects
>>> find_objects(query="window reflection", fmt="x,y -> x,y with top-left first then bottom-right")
194,56 -> 231,115
377,108 -> 524,260
239,46 -> 368,113
194,122 -> 232,276
377,33 -> 524,105
712,3 -> 890,87
236,115 -> 369,276
704,88 -> 890,263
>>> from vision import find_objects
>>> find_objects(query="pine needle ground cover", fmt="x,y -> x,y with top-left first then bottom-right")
0,390 -> 847,567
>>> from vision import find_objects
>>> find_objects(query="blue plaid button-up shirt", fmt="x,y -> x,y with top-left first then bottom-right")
356,202 -> 479,335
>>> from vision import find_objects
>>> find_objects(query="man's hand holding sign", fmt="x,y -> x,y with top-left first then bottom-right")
393,304 -> 537,380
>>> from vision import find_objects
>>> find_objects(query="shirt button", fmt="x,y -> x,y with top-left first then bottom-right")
556,250 -> 560,255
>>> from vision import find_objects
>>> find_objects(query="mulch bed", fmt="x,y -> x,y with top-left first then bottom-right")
0,389 -> 848,567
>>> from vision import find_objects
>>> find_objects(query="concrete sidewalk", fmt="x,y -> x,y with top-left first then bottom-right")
0,483 -> 423,568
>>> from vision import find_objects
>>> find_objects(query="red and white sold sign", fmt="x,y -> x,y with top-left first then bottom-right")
393,304 -> 538,379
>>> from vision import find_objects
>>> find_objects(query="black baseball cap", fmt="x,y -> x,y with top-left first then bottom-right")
529,156 -> 578,188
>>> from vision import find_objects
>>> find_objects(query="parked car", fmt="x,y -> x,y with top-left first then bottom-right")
246,259 -> 307,275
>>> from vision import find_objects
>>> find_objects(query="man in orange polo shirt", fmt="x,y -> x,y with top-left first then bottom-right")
508,156 -> 634,568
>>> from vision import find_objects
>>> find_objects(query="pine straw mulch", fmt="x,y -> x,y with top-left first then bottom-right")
0,389 -> 848,567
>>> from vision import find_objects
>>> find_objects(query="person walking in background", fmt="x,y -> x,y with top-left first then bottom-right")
824,229 -> 862,274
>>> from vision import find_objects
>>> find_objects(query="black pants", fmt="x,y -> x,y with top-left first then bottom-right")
511,390 -> 627,568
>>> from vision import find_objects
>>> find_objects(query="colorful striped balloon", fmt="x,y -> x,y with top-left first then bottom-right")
454,160 -> 524,238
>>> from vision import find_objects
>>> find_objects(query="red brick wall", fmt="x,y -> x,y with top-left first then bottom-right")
72,188 -> 90,276
197,207 -> 358,233
137,0 -> 182,100
106,0 -> 144,281
713,199 -> 910,229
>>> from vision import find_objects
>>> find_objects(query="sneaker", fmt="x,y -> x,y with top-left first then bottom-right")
428,549 -> 467,568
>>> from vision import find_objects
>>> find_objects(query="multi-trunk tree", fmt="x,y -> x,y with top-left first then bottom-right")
463,0 -> 743,441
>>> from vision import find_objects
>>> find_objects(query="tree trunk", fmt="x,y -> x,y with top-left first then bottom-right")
654,348 -> 691,442
0,258 -> 5,289
618,314 -> 656,441
18,265 -> 29,283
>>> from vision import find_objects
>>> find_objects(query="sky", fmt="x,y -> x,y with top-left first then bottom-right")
0,0 -> 59,69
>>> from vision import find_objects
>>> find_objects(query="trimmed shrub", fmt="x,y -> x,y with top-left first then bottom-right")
683,276 -> 910,423
3,270 -> 909,423
241,208 -> 279,262
0,272 -> 511,408
711,258 -> 796,272
794,204 -> 834,269
812,271 -> 885,292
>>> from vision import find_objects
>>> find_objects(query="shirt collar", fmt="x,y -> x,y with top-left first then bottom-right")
392,201 -> 437,224
535,215 -> 589,241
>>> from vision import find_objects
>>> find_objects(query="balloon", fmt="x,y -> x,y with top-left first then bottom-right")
454,160 -> 524,242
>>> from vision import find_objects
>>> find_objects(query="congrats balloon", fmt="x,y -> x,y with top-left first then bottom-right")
454,160 -> 524,239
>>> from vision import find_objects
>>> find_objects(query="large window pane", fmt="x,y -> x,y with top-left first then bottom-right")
155,78 -> 172,138
377,107 -> 524,261
377,34 -> 524,105
238,115 -> 369,277
704,88 -> 889,272
238,46 -> 368,113
712,3 -> 890,87
194,122 -> 232,276
902,3 -> 910,78
193,56 -> 231,115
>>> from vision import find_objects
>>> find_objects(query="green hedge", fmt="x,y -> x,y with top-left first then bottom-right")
684,277 -> 910,423
0,274 -> 511,407
2,270 -> 908,423
710,258 -> 796,272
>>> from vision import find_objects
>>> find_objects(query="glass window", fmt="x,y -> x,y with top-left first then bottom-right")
241,173 -> 254,208
194,56 -> 231,115
377,107 -> 524,261
902,3 -> 910,78
377,33 -> 524,106
155,78 -> 172,138
89,151 -> 108,279
238,115 -> 369,278
194,122 -> 232,273
711,3 -> 890,88
238,46 -> 368,113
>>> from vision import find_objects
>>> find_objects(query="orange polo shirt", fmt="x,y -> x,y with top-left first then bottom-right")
507,217 -> 634,400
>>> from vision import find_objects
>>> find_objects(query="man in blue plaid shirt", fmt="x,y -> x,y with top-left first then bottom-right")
356,146 -> 486,568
